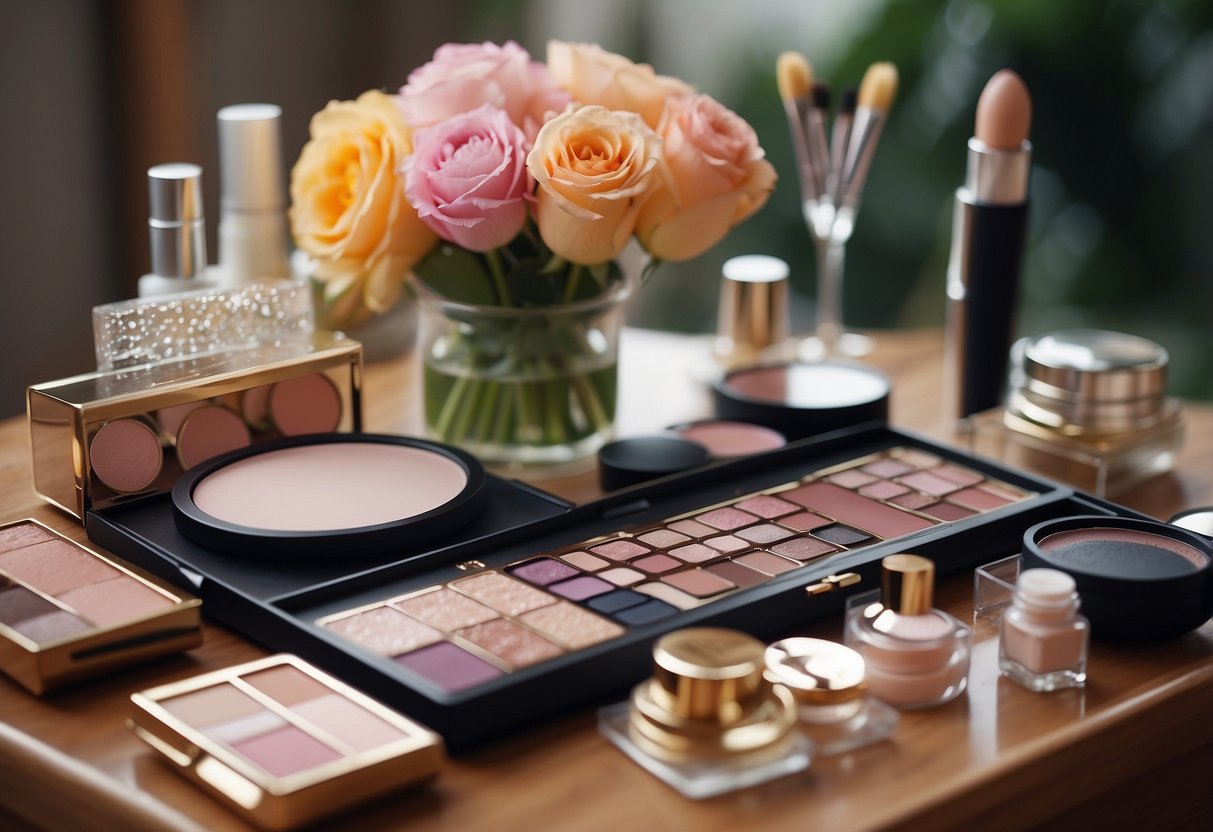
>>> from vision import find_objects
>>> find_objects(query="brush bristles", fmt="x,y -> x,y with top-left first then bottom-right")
857,62 -> 898,112
812,82 -> 830,110
776,51 -> 813,103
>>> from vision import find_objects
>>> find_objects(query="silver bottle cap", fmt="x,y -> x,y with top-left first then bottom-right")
217,103 -> 285,213
147,163 -> 207,279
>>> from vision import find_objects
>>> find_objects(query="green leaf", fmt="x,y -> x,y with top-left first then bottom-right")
413,245 -> 497,305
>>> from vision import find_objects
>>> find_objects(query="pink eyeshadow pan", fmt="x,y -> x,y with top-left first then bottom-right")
861,458 -> 915,478
663,570 -> 736,599
451,572 -> 555,616
667,519 -> 716,539
56,576 -> 171,626
696,507 -> 759,530
291,694 -> 407,753
0,540 -> 119,596
784,482 -> 935,538
889,492 -> 937,510
518,602 -> 624,649
588,539 -> 650,561
703,535 -> 748,553
561,551 -> 609,571
827,469 -> 877,488
733,495 -> 798,519
921,502 -> 977,521
859,480 -> 912,500
0,523 -> 54,553
320,606 -> 443,656
89,418 -> 163,494
897,471 -> 961,496
176,405 -> 251,470
632,554 -> 681,574
269,373 -> 343,436
778,512 -> 832,532
391,587 -> 498,631
637,529 -> 692,549
231,724 -> 342,778
600,567 -> 645,586
733,551 -> 800,576
456,619 -> 563,668
668,543 -> 719,564
930,464 -> 984,486
705,561 -> 768,588
977,483 -> 1023,502
735,524 -> 794,545
895,449 -> 942,469
950,486 -> 1015,510
769,537 -> 839,561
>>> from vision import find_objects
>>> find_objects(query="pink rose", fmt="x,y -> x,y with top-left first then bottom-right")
528,104 -> 671,265
637,94 -> 777,261
399,41 -> 570,141
546,41 -> 694,129
404,104 -> 531,252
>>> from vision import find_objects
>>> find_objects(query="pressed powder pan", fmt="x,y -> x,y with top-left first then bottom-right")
173,434 -> 486,560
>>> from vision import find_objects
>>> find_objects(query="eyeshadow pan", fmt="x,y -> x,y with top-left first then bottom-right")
231,723 -> 343,778
949,486 -> 1014,511
506,558 -> 579,587
861,458 -> 914,478
599,567 -> 645,586
588,539 -> 651,561
561,551 -> 610,571
778,511 -> 832,532
667,519 -> 716,539
242,665 -> 332,707
455,619 -> 563,668
269,373 -> 343,436
733,495 -> 799,519
784,482 -> 934,538
612,599 -> 680,626
897,471 -> 962,496
735,524 -> 794,545
8,610 -> 92,643
696,507 -> 759,531
176,405 -> 252,470
0,523 -> 54,553
921,502 -> 977,521
976,483 -> 1023,502
451,573 -> 555,616
858,480 -> 912,500
206,709 -> 290,746
769,536 -> 840,561
894,449 -> 941,469
392,588 -> 498,631
705,560 -> 769,588
394,641 -> 504,692
812,524 -> 873,547
632,554 -> 682,574
548,575 -> 613,601
0,585 -> 60,625
888,492 -> 937,510
734,551 -> 800,575
586,589 -> 648,615
668,543 -> 719,564
89,418 -> 163,494
56,576 -> 172,627
634,582 -> 702,610
662,570 -> 736,599
518,602 -> 624,649
0,539 -> 119,596
930,464 -> 984,486
827,469 -> 877,488
703,535 -> 748,553
320,606 -> 444,656
163,684 -> 263,728
637,529 -> 691,549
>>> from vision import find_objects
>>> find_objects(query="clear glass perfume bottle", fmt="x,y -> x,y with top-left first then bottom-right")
844,554 -> 971,708
999,568 -> 1089,691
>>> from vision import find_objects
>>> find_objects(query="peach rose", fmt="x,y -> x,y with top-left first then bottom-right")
289,90 -> 437,320
546,41 -> 693,129
637,94 -> 777,262
527,104 -> 671,265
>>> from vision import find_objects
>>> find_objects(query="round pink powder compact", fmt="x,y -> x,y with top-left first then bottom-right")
172,435 -> 485,560
90,418 -> 163,493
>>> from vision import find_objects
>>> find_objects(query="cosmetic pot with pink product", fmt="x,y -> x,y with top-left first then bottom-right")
844,554 -> 971,708
999,568 -> 1088,691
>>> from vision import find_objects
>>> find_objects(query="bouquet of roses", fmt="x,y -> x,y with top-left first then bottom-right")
290,40 -> 775,460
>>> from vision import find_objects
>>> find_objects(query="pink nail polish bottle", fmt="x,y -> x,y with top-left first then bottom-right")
844,554 -> 971,708
999,568 -> 1089,691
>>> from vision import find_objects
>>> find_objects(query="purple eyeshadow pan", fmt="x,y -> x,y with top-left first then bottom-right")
548,575 -> 613,601
394,641 -> 504,692
696,507 -> 759,531
812,524 -> 873,547
507,558 -> 579,586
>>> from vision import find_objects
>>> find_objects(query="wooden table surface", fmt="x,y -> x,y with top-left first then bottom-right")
1,328 -> 1211,831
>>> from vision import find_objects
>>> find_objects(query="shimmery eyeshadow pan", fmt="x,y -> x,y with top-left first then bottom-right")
703,535 -> 748,553
735,524 -> 794,545
734,495 -> 799,519
589,540 -> 651,561
668,543 -> 719,563
637,529 -> 691,549
322,606 -> 444,656
451,573 -> 554,616
812,524 -> 874,547
508,558 -> 579,586
561,551 -> 610,571
518,602 -> 624,648
456,619 -> 563,668
696,507 -> 759,531
828,469 -> 877,488
391,588 -> 498,631
667,519 -> 716,538
768,537 -> 839,561
548,575 -> 613,601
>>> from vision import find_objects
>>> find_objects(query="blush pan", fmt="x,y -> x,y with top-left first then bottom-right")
173,434 -> 485,560
670,420 -> 787,458
1023,515 -> 1213,640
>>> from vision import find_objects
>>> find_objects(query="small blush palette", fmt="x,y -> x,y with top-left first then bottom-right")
87,426 -> 1136,749
0,519 -> 201,694
129,654 -> 443,830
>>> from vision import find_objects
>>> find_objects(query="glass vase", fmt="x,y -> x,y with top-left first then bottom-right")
414,273 -> 631,467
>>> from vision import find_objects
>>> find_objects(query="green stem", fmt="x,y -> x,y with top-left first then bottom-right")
569,370 -> 610,430
433,374 -> 469,440
474,381 -> 500,441
562,263 -> 585,304
449,379 -> 484,441
485,249 -> 513,307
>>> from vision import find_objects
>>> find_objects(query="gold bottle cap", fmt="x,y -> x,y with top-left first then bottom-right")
713,255 -> 790,369
880,554 -> 935,615
764,638 -> 868,705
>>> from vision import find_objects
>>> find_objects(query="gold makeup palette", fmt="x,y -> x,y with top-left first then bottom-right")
129,654 -> 443,830
0,519 -> 201,694
27,332 -> 362,518
87,425 -> 1140,749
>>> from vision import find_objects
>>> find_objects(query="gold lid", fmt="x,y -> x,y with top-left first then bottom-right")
763,638 -> 868,706
713,255 -> 789,368
880,554 -> 935,615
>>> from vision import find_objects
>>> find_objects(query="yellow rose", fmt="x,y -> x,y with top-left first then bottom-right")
637,94 -> 777,262
289,90 -> 437,318
546,41 -> 694,129
528,104 -> 671,266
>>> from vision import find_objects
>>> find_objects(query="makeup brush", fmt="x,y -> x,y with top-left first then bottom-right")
836,62 -> 898,218
806,81 -> 832,223
828,88 -> 857,210
776,51 -> 821,205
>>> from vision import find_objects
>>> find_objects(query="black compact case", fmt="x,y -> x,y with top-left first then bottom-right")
87,425 -> 1143,750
